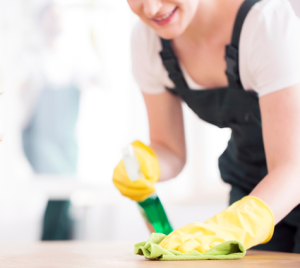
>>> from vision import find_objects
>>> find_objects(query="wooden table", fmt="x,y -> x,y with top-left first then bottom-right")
0,242 -> 299,268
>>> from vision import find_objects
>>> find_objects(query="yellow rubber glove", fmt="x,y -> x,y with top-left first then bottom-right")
159,196 -> 274,253
113,140 -> 160,202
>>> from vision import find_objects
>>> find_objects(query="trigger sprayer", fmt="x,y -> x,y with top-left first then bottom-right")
122,145 -> 173,235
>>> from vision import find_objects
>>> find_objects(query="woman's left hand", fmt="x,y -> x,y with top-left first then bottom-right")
159,196 -> 274,253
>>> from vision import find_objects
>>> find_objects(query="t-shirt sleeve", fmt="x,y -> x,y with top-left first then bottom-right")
131,22 -> 173,94
244,0 -> 300,97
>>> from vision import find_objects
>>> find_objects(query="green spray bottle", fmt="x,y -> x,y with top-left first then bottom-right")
122,145 -> 173,235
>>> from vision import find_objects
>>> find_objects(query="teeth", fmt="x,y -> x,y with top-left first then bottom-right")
154,11 -> 172,21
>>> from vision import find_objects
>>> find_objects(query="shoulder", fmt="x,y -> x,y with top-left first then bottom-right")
246,0 -> 300,37
131,20 -> 161,51
131,20 -> 162,68
242,0 -> 300,56
131,21 -> 173,94
240,0 -> 300,96
244,0 -> 299,35
253,0 -> 294,13
243,0 -> 299,36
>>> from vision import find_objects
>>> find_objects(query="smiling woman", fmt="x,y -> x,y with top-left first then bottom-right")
113,0 -> 300,254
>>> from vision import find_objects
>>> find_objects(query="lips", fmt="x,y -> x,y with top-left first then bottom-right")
152,7 -> 178,26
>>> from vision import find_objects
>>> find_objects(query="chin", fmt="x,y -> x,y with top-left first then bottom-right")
156,27 -> 184,40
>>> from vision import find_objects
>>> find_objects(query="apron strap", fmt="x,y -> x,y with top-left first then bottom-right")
160,0 -> 261,92
159,39 -> 189,95
225,0 -> 261,89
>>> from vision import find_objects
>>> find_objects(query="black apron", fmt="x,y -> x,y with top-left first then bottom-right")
159,0 -> 300,253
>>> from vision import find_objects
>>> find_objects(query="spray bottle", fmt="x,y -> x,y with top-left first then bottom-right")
122,145 -> 173,235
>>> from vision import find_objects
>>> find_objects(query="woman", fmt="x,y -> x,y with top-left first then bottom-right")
113,0 -> 300,253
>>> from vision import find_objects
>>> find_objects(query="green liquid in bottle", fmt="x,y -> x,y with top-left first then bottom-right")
138,195 -> 173,235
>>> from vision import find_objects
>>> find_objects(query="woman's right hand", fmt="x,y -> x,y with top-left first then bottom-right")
113,140 -> 160,202
113,90 -> 186,201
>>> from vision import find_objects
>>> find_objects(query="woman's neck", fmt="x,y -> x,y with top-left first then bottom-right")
179,0 -> 244,46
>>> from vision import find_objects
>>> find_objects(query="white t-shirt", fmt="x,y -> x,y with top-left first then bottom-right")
131,0 -> 300,97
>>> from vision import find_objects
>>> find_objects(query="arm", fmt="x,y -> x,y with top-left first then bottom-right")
159,84 -> 300,253
250,83 -> 300,224
142,90 -> 186,181
112,90 -> 186,202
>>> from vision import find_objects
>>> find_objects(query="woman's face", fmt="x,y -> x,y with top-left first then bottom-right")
127,0 -> 200,39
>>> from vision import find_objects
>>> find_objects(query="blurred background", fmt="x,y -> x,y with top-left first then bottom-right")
0,0 -> 299,242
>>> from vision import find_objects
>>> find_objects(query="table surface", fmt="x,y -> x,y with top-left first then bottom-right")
0,242 -> 299,268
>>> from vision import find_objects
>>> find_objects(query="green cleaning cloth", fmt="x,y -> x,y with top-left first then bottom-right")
134,233 -> 246,261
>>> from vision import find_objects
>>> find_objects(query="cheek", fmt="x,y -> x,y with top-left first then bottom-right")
174,1 -> 198,31
180,0 -> 198,22
127,0 -> 142,16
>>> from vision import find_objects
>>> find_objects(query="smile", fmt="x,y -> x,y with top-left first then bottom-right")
152,7 -> 178,26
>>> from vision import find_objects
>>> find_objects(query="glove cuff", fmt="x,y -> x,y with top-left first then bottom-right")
246,196 -> 275,244
205,195 -> 275,249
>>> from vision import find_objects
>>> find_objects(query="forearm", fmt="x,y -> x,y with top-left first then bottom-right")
255,84 -> 300,225
142,91 -> 186,182
150,142 -> 186,182
250,164 -> 300,225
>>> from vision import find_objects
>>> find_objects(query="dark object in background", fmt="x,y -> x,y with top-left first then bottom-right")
42,200 -> 72,241
22,85 -> 80,240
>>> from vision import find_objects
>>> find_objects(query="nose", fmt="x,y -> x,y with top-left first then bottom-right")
143,0 -> 163,18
